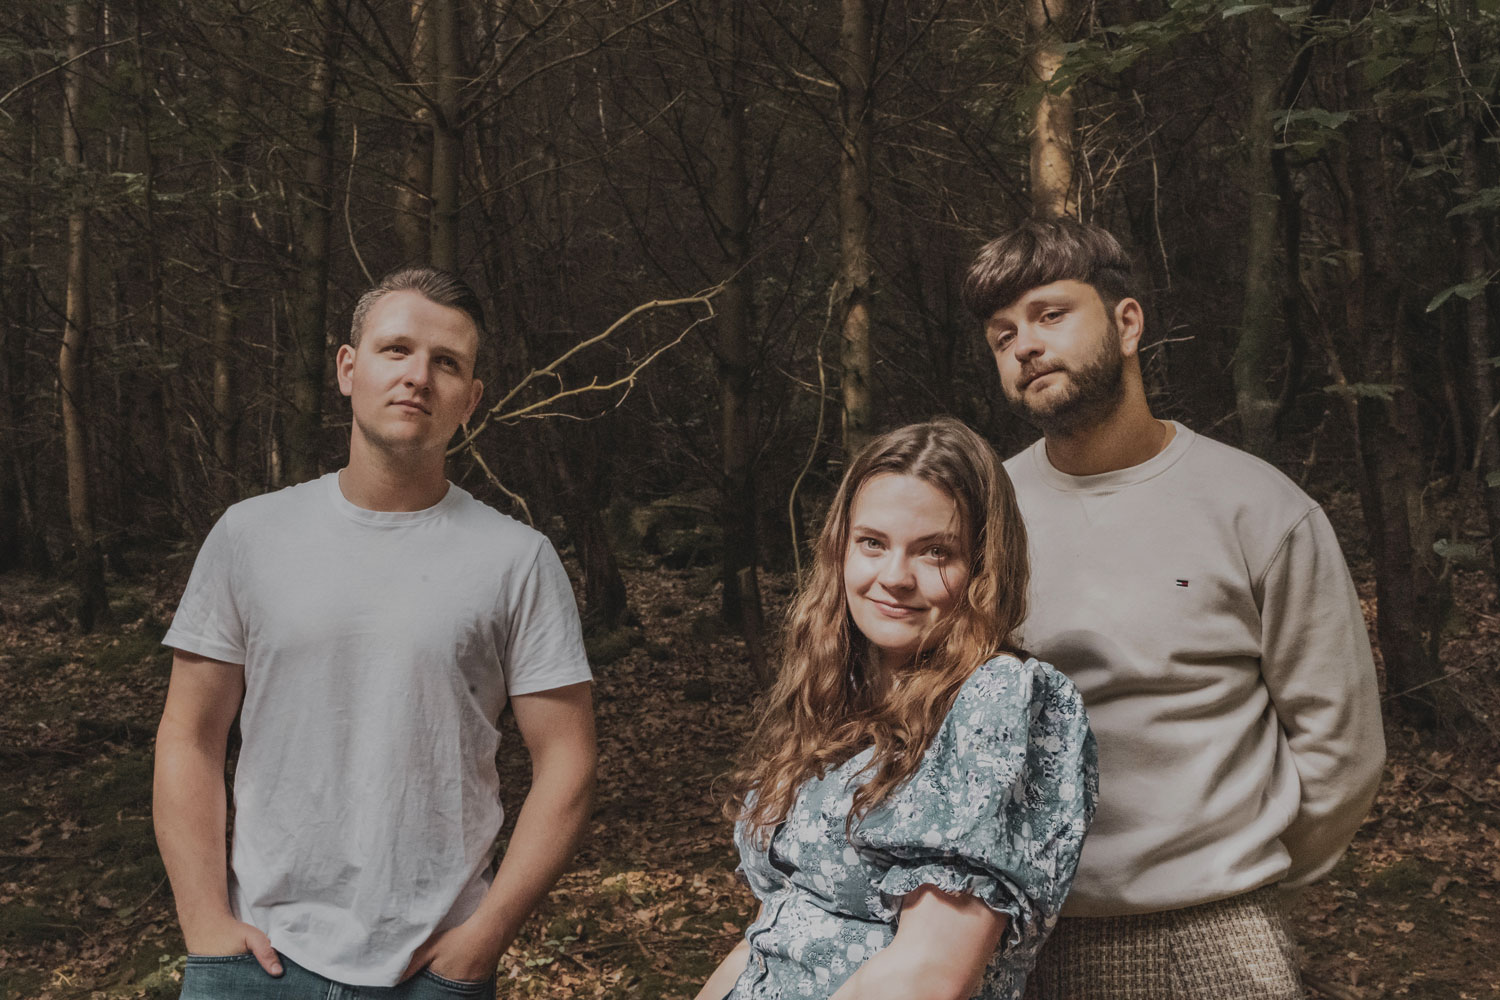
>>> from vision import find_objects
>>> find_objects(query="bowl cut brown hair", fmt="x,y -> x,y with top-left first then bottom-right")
962,218 -> 1134,322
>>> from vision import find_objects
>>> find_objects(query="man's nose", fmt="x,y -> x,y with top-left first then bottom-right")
402,355 -> 431,388
1013,324 -> 1045,362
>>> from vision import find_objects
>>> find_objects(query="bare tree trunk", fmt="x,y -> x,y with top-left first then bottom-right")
59,0 -> 109,630
548,430 -> 630,633
1026,0 -> 1076,218
1338,11 -> 1469,729
130,1 -> 194,533
1451,0 -> 1500,588
211,133 -> 246,499
395,0 -> 434,263
705,0 -> 763,640
1232,9 -> 1283,456
838,0 -> 874,457
284,0 -> 340,485
429,0 -> 461,271
0,72 -> 47,573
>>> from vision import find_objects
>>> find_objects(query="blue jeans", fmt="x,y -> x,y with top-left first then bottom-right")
179,952 -> 497,1000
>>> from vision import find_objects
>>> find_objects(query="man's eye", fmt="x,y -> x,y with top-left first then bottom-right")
925,545 -> 948,559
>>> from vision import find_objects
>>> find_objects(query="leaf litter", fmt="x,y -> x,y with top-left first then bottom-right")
0,549 -> 1496,998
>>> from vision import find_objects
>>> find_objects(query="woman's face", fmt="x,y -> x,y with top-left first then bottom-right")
843,473 -> 971,672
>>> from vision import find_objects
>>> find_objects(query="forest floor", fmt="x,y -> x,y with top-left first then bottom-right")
1,532 -> 1498,999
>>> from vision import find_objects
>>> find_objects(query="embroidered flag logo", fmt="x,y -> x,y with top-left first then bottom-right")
1175,579 -> 1189,587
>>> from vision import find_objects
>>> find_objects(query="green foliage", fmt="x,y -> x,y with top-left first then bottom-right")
1273,108 -> 1350,154
1432,538 -> 1486,569
1448,186 -> 1500,218
1425,275 -> 1492,313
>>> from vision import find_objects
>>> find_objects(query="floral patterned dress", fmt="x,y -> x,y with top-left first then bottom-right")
729,654 -> 1097,1000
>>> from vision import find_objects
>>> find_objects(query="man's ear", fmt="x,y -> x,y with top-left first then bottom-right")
464,379 -> 484,424
335,343 -> 357,397
1114,298 -> 1145,358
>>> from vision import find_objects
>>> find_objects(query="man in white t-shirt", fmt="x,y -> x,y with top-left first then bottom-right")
153,267 -> 595,998
961,220 -> 1384,999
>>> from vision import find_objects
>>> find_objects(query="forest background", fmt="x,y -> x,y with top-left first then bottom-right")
2,0 -> 1499,997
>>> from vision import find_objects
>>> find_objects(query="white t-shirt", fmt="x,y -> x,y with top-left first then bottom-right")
163,473 -> 592,986
1005,423 -> 1384,917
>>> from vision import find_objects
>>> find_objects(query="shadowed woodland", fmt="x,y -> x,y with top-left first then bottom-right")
1,0 -> 1499,997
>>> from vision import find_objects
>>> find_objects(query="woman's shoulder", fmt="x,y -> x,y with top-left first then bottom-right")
952,652 -> 1085,721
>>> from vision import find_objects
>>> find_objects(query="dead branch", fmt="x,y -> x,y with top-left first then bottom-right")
450,289 -> 720,450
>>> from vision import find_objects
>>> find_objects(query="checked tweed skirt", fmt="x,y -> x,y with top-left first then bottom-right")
1023,885 -> 1304,1000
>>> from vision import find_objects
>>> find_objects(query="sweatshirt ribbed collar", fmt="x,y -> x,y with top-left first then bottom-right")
1025,420 -> 1195,495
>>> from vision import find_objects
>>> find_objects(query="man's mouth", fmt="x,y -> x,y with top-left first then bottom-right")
392,399 -> 431,414
1020,365 -> 1064,390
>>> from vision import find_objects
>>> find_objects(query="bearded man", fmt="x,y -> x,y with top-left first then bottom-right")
962,219 -> 1384,1000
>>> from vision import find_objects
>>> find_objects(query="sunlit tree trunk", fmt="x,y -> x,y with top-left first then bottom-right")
59,0 -> 109,629
1232,9 -> 1283,456
838,0 -> 874,457
284,0 -> 340,485
1026,0 -> 1075,218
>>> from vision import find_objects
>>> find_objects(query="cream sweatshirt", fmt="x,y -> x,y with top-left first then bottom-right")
1004,423 -> 1385,916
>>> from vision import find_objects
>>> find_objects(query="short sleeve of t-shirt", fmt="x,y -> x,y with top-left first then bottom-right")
501,539 -> 592,697
163,512 -> 246,665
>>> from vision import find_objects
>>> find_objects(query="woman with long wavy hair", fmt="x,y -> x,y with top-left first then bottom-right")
695,418 -> 1097,1000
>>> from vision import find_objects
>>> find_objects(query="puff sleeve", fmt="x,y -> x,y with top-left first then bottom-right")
850,656 -> 1097,951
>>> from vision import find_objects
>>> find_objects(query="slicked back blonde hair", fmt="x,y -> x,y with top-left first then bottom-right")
727,418 -> 1029,835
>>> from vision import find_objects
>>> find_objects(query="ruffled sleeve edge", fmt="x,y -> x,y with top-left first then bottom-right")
874,858 -> 1032,952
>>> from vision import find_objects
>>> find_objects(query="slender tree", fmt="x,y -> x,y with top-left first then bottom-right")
837,0 -> 875,456
395,0 -> 434,263
1231,9 -> 1284,456
59,0 -> 109,628
283,0 -> 342,485
428,0 -> 461,270
1334,0 -> 1467,728
1025,0 -> 1075,217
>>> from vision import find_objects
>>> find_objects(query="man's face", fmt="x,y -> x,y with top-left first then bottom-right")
983,279 -> 1129,437
336,290 -> 484,459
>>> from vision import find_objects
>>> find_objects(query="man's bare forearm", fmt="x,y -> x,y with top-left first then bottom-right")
153,719 -> 235,935
466,748 -> 595,954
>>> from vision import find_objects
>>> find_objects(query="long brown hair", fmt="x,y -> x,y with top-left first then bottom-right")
727,418 -> 1029,835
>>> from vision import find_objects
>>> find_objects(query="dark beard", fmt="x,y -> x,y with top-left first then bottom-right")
1004,336 -> 1126,437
